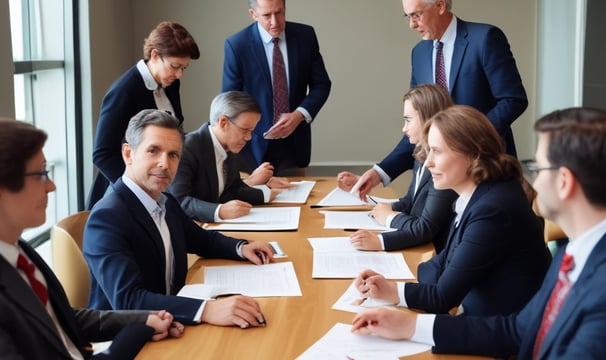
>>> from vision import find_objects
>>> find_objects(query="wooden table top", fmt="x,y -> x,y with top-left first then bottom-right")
136,177 -> 489,360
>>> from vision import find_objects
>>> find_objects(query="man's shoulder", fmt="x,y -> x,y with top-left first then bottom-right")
226,23 -> 257,42
456,17 -> 502,38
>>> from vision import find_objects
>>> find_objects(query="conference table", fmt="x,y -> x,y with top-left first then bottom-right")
136,177 -> 490,360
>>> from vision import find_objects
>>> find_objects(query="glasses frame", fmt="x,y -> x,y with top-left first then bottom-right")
226,116 -> 255,136
404,10 -> 424,22
160,55 -> 188,73
526,161 -> 560,180
24,169 -> 51,183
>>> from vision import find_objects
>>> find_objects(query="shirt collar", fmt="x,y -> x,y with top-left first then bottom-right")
122,174 -> 167,214
0,240 -> 22,268
436,15 -> 457,48
564,218 -> 606,282
256,22 -> 285,45
208,124 -> 228,163
136,59 -> 161,91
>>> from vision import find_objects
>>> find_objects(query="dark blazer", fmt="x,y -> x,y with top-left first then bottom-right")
87,64 -> 184,209
168,123 -> 264,222
0,240 -> 153,359
84,178 -> 246,324
382,161 -> 457,252
378,18 -> 528,180
222,22 -> 331,171
405,179 -> 551,316
433,237 -> 606,359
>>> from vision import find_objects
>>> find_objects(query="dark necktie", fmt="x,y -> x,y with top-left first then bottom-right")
17,253 -> 49,306
435,41 -> 447,90
272,37 -> 289,124
533,253 -> 575,358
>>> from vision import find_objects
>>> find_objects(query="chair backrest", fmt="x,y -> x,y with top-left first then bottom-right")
51,210 -> 91,308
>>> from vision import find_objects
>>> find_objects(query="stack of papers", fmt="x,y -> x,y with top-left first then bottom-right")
296,323 -> 430,360
308,237 -> 414,279
204,207 -> 300,231
271,180 -> 316,203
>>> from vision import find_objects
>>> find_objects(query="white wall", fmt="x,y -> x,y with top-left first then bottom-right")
88,0 -> 538,166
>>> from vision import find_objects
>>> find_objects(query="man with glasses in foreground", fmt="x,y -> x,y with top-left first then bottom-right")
344,0 -> 528,200
169,91 -> 287,222
351,107 -> 606,360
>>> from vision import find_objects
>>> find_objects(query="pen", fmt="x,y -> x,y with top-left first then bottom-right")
256,251 -> 268,264
367,195 -> 378,205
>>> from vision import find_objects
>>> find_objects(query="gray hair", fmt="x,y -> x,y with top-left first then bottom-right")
125,109 -> 184,150
209,91 -> 262,126
423,0 -> 452,11
248,0 -> 286,10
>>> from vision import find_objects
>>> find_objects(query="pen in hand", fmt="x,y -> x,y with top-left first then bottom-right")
256,251 -> 268,264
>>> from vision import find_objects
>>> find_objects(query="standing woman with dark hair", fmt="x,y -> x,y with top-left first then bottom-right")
87,21 -> 200,209
356,105 -> 551,317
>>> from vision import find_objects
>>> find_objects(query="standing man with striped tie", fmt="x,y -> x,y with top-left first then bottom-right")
222,0 -> 331,176
347,0 -> 527,200
351,107 -> 606,360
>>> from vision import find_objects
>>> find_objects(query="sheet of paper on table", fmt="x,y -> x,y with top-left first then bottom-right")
321,210 -> 395,231
270,180 -> 316,203
295,323 -> 430,360
311,249 -> 414,279
332,279 -> 395,313
204,206 -> 300,231
202,261 -> 302,297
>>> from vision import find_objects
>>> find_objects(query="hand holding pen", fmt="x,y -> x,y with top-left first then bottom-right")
354,269 -> 400,305
241,241 -> 274,265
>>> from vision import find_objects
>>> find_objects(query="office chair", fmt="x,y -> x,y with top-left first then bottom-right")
50,210 -> 91,308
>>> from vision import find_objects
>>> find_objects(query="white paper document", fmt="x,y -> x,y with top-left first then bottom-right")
270,180 -> 316,203
204,207 -> 300,231
312,251 -> 414,279
203,261 -> 302,297
332,280 -> 395,313
308,236 -> 358,252
296,323 -> 431,360
176,283 -> 234,300
321,210 -> 395,231
313,187 -> 372,207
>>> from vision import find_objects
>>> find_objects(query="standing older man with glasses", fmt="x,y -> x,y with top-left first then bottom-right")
169,91 -> 287,223
344,0 -> 527,200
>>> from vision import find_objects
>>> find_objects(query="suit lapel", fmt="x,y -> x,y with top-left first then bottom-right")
200,124 -> 220,201
0,247 -> 75,356
285,22 -> 298,105
538,235 -> 606,358
248,24 -> 273,88
113,179 -> 167,267
450,18 -> 468,93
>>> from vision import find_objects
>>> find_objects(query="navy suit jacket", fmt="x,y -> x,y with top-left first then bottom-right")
378,18 -> 528,180
84,178 -> 246,324
433,236 -> 606,359
168,123 -> 264,222
222,22 -> 331,171
88,64 -> 184,208
383,161 -> 457,252
405,179 -> 551,316
0,240 -> 153,359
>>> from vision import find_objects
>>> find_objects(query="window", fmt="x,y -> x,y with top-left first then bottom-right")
9,0 -> 81,245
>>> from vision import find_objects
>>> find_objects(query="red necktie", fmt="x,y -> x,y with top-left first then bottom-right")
17,253 -> 49,306
435,41 -> 447,90
272,37 -> 289,124
533,253 -> 575,359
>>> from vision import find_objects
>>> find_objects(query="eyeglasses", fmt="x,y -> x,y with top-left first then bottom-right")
404,10 -> 424,22
526,161 -> 559,180
24,169 -> 51,183
227,117 -> 255,136
160,56 -> 188,73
